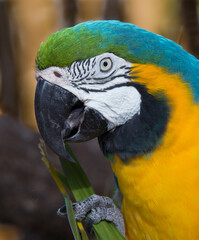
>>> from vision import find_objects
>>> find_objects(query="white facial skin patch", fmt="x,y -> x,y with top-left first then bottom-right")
36,53 -> 142,130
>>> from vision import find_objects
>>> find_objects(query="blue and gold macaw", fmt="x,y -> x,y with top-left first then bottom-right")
34,21 -> 199,240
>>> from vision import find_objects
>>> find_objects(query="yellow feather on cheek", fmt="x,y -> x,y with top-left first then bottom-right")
111,63 -> 199,240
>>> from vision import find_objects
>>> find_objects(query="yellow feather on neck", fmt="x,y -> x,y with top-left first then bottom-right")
111,63 -> 199,240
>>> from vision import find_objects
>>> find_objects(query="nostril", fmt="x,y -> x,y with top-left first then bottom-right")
54,71 -> 62,78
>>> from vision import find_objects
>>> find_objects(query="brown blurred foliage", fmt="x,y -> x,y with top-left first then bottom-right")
181,0 -> 199,58
0,0 -> 198,239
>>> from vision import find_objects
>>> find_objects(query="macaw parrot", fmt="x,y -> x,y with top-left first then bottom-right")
34,20 -> 199,240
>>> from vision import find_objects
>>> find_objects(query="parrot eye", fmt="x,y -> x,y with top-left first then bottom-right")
99,57 -> 113,72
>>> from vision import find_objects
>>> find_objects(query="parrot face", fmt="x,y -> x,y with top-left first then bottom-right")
35,20 -> 198,162
35,53 -> 142,160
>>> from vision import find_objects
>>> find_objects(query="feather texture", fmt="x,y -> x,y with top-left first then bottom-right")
111,63 -> 199,239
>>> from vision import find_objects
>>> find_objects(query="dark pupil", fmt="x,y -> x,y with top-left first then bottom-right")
103,61 -> 108,67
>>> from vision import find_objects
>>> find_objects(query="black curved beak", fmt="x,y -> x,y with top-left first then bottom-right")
34,77 -> 108,162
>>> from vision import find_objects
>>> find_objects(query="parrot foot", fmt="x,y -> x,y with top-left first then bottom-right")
57,194 -> 125,236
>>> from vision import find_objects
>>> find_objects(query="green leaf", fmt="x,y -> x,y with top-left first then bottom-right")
59,144 -> 126,240
63,193 -> 82,240
38,140 -> 84,240
77,222 -> 89,240
60,157 -> 94,202
39,140 -> 126,239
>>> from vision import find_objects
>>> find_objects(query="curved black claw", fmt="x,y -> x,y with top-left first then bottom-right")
85,216 -> 94,234
57,205 -> 67,217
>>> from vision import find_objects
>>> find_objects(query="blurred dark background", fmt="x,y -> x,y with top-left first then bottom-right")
0,0 -> 198,239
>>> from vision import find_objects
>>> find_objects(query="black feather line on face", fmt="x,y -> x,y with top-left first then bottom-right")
98,83 -> 170,163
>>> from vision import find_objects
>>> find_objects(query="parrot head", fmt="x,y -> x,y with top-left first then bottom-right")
35,20 -> 199,162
